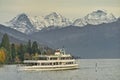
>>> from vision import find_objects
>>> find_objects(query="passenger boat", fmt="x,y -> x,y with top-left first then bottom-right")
19,49 -> 79,71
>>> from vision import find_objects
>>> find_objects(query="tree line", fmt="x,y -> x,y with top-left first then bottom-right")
0,33 -> 54,64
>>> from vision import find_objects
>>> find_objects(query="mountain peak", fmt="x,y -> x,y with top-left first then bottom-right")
86,10 -> 109,19
94,10 -> 106,14
8,13 -> 37,34
44,12 -> 61,19
90,10 -> 107,17
73,10 -> 117,26
10,13 -> 29,22
43,12 -> 71,27
18,13 -> 28,16
50,12 -> 59,16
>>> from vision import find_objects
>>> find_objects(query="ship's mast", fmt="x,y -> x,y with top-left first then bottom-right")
62,46 -> 66,55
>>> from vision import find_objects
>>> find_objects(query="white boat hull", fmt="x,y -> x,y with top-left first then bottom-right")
18,64 -> 79,71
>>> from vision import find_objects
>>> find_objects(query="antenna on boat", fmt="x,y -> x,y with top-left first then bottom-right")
62,46 -> 66,54
41,46 -> 44,56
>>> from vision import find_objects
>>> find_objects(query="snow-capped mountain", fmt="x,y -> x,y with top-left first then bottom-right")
73,10 -> 117,26
7,12 -> 72,34
44,12 -> 72,27
30,12 -> 72,30
30,16 -> 49,30
6,10 -> 118,34
8,13 -> 37,34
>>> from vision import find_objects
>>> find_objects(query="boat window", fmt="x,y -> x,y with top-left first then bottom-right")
61,57 -> 65,60
56,62 -> 58,65
53,63 -> 56,65
50,57 -> 57,60
53,62 -> 58,65
66,62 -> 73,64
59,62 -> 62,65
41,63 -> 45,65
39,57 -> 48,60
49,63 -> 52,65
61,57 -> 72,60
24,63 -> 38,66
41,63 -> 52,65
34,63 -> 37,65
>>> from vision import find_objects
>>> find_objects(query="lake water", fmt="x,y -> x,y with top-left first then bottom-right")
0,59 -> 120,80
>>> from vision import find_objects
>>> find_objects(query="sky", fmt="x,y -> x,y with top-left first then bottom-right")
0,0 -> 120,24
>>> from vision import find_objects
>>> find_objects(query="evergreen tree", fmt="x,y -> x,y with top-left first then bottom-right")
11,43 -> 16,62
27,40 -> 32,55
0,33 -> 10,51
18,44 -> 25,61
32,41 -> 38,54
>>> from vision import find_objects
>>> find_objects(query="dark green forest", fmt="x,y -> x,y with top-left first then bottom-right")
0,33 -> 54,64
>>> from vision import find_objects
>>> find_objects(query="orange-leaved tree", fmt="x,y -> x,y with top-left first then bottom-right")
0,48 -> 6,64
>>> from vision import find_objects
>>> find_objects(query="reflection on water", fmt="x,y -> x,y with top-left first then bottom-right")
0,59 -> 120,80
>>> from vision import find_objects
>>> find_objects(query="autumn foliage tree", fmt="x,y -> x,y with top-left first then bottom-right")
0,48 -> 6,64
0,34 -> 11,63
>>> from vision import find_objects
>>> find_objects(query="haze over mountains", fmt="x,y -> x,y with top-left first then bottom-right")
0,10 -> 120,58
